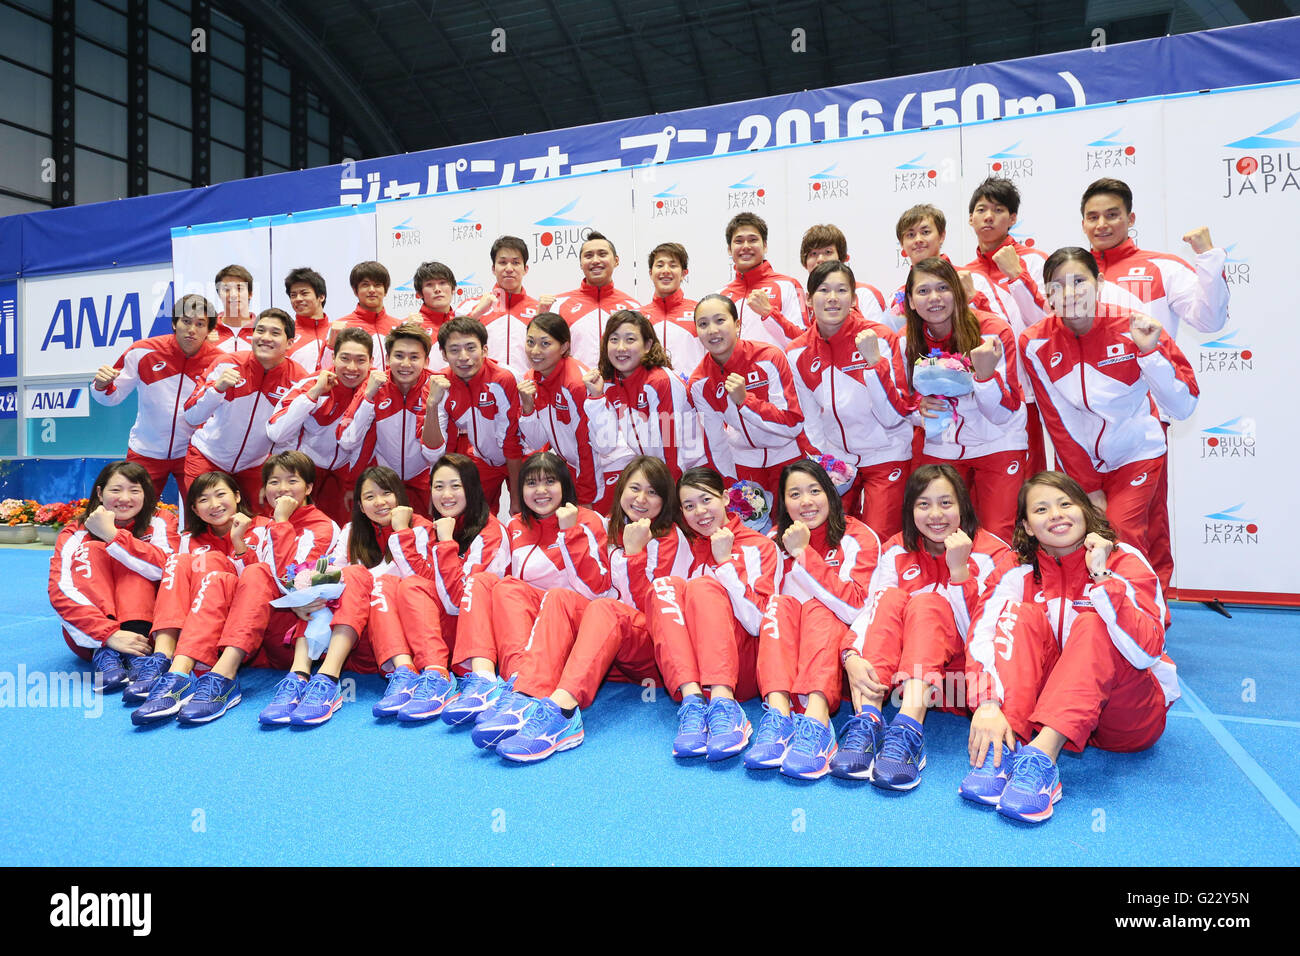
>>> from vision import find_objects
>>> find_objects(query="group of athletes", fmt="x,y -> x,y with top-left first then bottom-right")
46,173 -> 1226,823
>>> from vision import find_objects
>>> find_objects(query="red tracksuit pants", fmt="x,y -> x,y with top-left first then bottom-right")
860,588 -> 966,705
758,594 -> 845,711
183,446 -> 264,515
736,457 -> 800,499
366,575 -> 458,674
451,575 -> 576,694
842,458 -> 909,543
312,467 -> 352,527
1096,456 -> 1166,581
60,539 -> 160,661
969,601 -> 1168,753
644,575 -> 760,701
126,449 -> 186,502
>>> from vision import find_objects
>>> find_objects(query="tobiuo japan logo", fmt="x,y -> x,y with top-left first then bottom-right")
893,153 -> 939,192
450,209 -> 484,242
1083,127 -> 1138,171
986,141 -> 1033,180
807,163 -> 849,200
390,217 -> 423,247
455,272 -> 487,304
1202,503 -> 1258,545
1197,329 -> 1254,375
1200,416 -> 1256,459
1221,112 -> 1300,197
727,172 -> 767,209
389,280 -> 417,313
1222,243 -> 1251,286
650,183 -> 688,218
531,199 -> 592,262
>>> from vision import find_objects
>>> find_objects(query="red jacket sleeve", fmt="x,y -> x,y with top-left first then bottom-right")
1019,330 -> 1105,492
710,531 -> 781,635
623,527 -> 691,611
559,510 -> 614,600
1088,545 -> 1168,667
784,523 -> 880,625
47,526 -> 117,648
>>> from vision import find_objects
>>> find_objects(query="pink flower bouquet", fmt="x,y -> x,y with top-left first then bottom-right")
811,454 -> 856,495
913,349 -> 973,442
726,480 -> 773,534
270,556 -> 345,658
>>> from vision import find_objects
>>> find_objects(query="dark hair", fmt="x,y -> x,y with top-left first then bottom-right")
693,293 -> 739,325
675,466 -> 726,539
86,461 -> 159,539
806,259 -> 857,300
607,456 -> 678,548
647,241 -> 688,272
598,310 -> 671,379
581,230 -> 617,258
968,176 -> 1021,215
173,293 -> 217,332
1012,470 -> 1118,582
726,212 -> 768,244
349,260 -> 391,295
437,316 -> 488,352
895,204 -> 947,243
349,466 -> 409,568
774,459 -> 846,551
1042,246 -> 1100,285
799,224 -> 847,263
902,257 -> 982,389
214,264 -> 253,294
331,324 -> 374,358
526,312 -> 571,350
261,450 -> 316,502
517,451 -> 577,527
490,235 -> 529,266
255,307 -> 295,340
900,464 -> 978,555
184,470 -> 252,539
431,453 -> 491,556
385,321 -> 432,358
413,261 -> 457,296
1080,177 -> 1133,216
284,267 -> 326,303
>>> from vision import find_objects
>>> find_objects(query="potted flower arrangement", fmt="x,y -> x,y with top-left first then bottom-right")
0,498 -> 39,544
33,499 -> 87,545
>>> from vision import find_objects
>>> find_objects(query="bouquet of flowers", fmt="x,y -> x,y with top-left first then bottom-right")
727,480 -> 773,534
34,499 -> 87,528
0,498 -> 38,526
811,453 -> 856,495
913,348 -> 974,442
270,556 -> 346,658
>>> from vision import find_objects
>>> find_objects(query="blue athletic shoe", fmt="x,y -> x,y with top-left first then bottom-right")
496,698 -> 585,763
131,671 -> 195,726
704,698 -> 752,762
177,672 -> 242,724
470,691 -> 536,749
997,746 -> 1062,823
441,672 -> 509,726
258,673 -> 307,725
742,705 -> 794,770
870,715 -> 926,791
372,665 -> 421,717
829,711 -> 885,780
959,742 -> 1021,805
672,695 -> 709,757
123,652 -> 170,703
92,646 -> 129,693
781,713 -> 838,780
397,669 -> 458,722
289,673 -> 343,726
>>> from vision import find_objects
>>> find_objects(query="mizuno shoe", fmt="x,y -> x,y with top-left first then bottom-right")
704,697 -> 752,762
870,715 -> 926,791
289,673 -> 343,726
742,705 -> 794,770
397,669 -> 458,722
177,672 -> 242,724
959,742 -> 1021,806
123,651 -> 170,703
829,711 -> 885,780
496,698 -> 584,763
470,691 -> 536,749
91,646 -> 129,693
997,746 -> 1062,823
441,672 -> 508,726
131,671 -> 195,726
672,695 -> 709,757
372,665 -> 421,717
258,673 -> 307,725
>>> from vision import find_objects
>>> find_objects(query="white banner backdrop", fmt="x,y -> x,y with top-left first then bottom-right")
268,205 -> 379,319
169,220 -> 273,315
157,82 -> 1300,600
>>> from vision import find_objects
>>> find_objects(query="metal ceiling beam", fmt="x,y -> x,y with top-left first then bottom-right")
541,0 -> 609,122
406,0 -> 504,139
672,0 -> 715,103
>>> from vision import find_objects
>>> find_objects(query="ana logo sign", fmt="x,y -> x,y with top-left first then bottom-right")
532,200 -> 592,263
24,386 -> 89,418
727,173 -> 767,210
807,163 -> 849,200
1203,503 -> 1259,545
1221,112 -> 1300,197
1200,416 -> 1257,459
1083,127 -> 1137,171
893,153 -> 939,192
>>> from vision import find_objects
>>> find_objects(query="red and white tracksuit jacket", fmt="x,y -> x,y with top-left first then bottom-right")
1018,311 -> 1199,491
287,315 -> 333,373
687,340 -> 804,482
640,289 -> 704,373
855,282 -> 888,322
1093,238 -> 1229,341
327,305 -> 398,369
965,543 -> 1178,752
719,260 -> 808,351
517,357 -> 600,503
456,287 -> 539,376
964,239 -> 1048,338
152,520 -> 271,635
552,281 -> 641,370
90,334 -> 222,461
643,515 -> 782,699
266,376 -> 364,473
434,358 -> 524,469
901,313 -> 1027,459
760,519 -> 881,709
211,317 -> 256,353
337,369 -> 443,485
586,365 -> 704,483
408,305 -> 454,353
184,353 -> 307,474
388,516 -> 512,614
49,514 -> 179,654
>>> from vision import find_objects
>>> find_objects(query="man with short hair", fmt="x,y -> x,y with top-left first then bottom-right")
91,293 -> 223,500
330,260 -> 398,368
887,204 -> 995,332
719,212 -> 807,350
211,264 -> 257,353
183,308 -> 308,509
800,223 -> 888,321
423,317 -> 524,513
407,260 -> 459,346
337,323 -> 444,514
546,231 -> 640,369
640,241 -> 703,372
284,267 -> 332,373
459,235 -> 540,376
